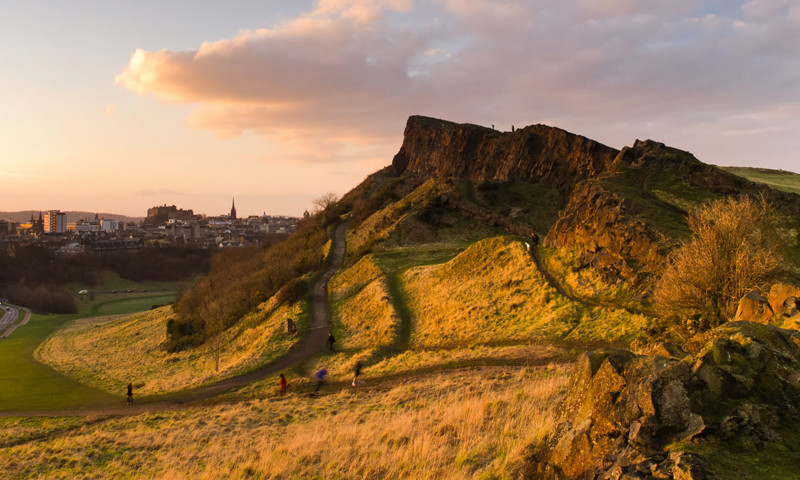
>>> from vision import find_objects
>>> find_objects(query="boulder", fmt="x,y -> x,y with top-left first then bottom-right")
526,321 -> 800,479
768,283 -> 800,317
733,291 -> 774,323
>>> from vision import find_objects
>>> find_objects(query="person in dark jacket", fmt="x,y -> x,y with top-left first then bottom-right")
326,333 -> 335,352
352,361 -> 362,387
126,382 -> 133,405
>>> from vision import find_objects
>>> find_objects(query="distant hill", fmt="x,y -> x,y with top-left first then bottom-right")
0,211 -> 143,224
720,166 -> 800,195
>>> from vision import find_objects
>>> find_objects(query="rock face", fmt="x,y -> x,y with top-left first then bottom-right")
733,291 -> 774,323
768,283 -> 800,318
545,181 -> 667,284
389,115 -> 800,288
525,321 -> 800,479
391,116 -> 621,198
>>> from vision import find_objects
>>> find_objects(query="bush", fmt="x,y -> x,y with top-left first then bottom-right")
654,195 -> 785,331
1,284 -> 77,314
276,278 -> 308,306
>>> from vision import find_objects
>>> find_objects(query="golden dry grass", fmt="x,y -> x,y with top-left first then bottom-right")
402,237 -> 650,347
0,365 -> 568,479
540,245 -> 636,305
331,278 -> 400,350
35,296 -> 308,395
329,254 -> 385,301
349,179 -> 458,254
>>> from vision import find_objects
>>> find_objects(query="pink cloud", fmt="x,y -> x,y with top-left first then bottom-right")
116,0 -> 800,170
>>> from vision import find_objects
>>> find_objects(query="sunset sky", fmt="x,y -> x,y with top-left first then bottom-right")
1,0 -> 798,218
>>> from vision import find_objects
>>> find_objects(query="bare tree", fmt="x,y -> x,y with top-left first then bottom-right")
312,192 -> 338,213
654,195 -> 785,332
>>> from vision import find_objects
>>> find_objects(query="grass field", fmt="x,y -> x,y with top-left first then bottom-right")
0,365 -> 569,479
721,166 -> 800,195
35,295 -> 309,396
0,294 -> 175,412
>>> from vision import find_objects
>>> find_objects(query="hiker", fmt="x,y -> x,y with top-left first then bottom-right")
326,333 -> 335,352
279,374 -> 287,395
126,382 -> 133,405
352,361 -> 362,387
530,232 -> 539,247
512,124 -> 515,133
287,318 -> 297,335
313,368 -> 328,393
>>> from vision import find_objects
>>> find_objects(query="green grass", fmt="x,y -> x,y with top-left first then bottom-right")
474,180 -> 564,233
83,294 -> 175,317
0,312 -> 119,412
0,293 -> 176,412
721,166 -> 800,195
673,422 -> 800,479
598,168 -> 716,240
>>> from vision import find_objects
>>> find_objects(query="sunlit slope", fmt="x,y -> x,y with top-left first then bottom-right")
35,296 -> 309,395
401,237 -> 650,346
721,166 -> 800,195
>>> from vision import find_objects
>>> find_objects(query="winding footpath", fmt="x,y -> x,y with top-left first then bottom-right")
3,222 -> 348,416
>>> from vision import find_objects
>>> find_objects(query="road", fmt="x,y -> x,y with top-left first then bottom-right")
0,305 -> 30,338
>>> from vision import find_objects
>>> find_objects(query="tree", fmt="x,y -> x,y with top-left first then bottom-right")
654,195 -> 785,332
312,192 -> 338,213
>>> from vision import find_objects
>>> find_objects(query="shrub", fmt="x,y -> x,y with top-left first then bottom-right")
654,195 -> 785,331
276,278 -> 308,306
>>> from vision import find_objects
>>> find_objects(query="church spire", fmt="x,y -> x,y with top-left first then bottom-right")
230,198 -> 237,220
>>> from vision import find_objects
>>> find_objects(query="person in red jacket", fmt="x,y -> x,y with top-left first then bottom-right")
279,373 -> 287,395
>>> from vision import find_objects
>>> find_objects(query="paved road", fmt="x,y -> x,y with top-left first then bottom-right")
1,306 -> 31,338
0,306 -> 18,331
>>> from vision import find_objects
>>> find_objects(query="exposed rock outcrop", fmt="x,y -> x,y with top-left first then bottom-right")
733,291 -> 774,323
525,321 -> 800,479
545,181 -> 668,285
768,283 -> 800,318
391,116 -> 621,198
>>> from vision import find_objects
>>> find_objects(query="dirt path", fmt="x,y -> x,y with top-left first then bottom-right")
2,222 -> 348,417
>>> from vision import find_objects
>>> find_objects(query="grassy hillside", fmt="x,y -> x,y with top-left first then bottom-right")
721,166 -> 800,195
36,295 -> 310,396
0,293 -> 177,412
403,237 -> 651,346
0,365 -> 568,479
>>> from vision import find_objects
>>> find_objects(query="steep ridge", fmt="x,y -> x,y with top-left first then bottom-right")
387,116 -> 800,291
391,116 -> 620,199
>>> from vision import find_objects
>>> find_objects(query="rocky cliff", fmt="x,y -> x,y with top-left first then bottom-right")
391,116 -> 621,198
389,116 -> 800,288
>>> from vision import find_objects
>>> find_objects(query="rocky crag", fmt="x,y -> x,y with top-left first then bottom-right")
390,116 -> 800,287
523,321 -> 800,479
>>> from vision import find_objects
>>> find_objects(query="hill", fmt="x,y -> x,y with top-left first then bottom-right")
720,166 -> 800,195
6,115 -> 800,479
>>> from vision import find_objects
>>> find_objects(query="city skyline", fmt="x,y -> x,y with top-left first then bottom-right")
2,1 -> 799,217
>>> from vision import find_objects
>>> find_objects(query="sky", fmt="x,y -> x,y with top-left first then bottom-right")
1,0 -> 799,218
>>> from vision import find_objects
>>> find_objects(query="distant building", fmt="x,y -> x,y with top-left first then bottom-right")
144,204 -> 195,226
101,219 -> 118,232
43,210 -> 67,233
230,198 -> 237,220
